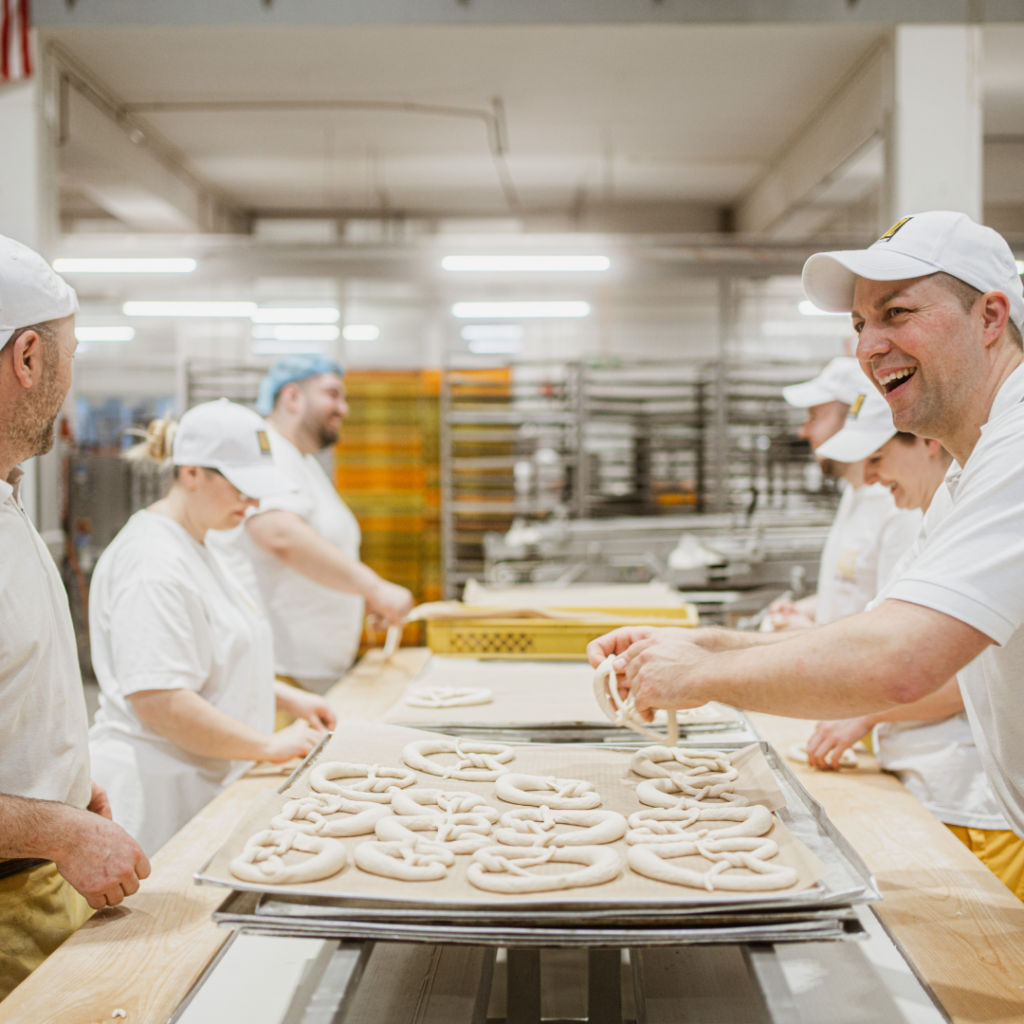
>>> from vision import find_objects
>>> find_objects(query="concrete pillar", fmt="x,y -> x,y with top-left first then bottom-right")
887,25 -> 983,224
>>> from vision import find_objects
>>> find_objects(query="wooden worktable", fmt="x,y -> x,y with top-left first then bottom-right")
3,649 -> 1024,1023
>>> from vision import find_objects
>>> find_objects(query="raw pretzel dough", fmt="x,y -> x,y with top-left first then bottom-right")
389,787 -> 500,823
495,806 -> 627,847
495,774 -> 601,810
635,774 -> 748,808
402,739 -> 514,781
626,804 -> 773,844
376,812 -> 493,854
405,686 -> 494,709
593,654 -> 680,745
631,746 -> 738,783
310,762 -> 416,803
230,829 -> 348,885
627,836 -> 799,892
787,743 -> 858,769
353,839 -> 455,881
271,794 -> 392,837
468,845 -> 621,894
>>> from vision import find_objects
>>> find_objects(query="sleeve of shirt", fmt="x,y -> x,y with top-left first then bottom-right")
251,488 -> 315,520
107,580 -> 214,695
886,421 -> 1024,645
875,508 -> 923,592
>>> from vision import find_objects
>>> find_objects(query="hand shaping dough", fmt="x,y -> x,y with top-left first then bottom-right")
376,812 -> 493,854
402,739 -> 514,781
310,762 -> 416,803
593,654 -> 680,745
405,686 -> 494,709
468,845 -> 621,894
230,829 -> 348,885
627,836 -> 799,892
787,743 -> 858,769
626,804 -> 773,844
353,839 -> 455,881
495,806 -> 627,847
389,787 -> 500,823
271,794 -> 393,837
495,774 -> 601,810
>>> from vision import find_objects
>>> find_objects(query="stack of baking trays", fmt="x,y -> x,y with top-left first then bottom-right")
197,719 -> 879,948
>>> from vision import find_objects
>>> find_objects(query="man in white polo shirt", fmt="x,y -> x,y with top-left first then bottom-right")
0,236 -> 149,1000
770,358 -> 920,629
588,211 -> 1024,844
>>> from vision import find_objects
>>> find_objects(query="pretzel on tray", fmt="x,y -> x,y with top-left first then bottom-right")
467,844 -> 621,894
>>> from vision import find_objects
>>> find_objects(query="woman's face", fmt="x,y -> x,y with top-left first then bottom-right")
863,436 -> 935,510
180,467 -> 258,531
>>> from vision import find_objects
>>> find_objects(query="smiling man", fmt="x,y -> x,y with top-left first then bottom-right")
588,211 -> 1024,838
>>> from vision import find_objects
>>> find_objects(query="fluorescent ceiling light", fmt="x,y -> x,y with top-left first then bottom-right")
124,301 -> 257,317
461,324 -> 524,342
251,307 -> 340,324
798,301 -> 848,317
342,324 -> 380,342
75,326 -> 135,342
252,340 -> 329,356
442,255 -> 609,272
452,301 -> 589,319
251,324 -> 340,342
54,258 -> 196,274
468,338 -> 522,355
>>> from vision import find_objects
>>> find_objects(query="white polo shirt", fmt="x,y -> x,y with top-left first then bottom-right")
879,362 -> 1024,837
0,469 -> 91,810
814,483 -> 921,626
209,425 -> 364,692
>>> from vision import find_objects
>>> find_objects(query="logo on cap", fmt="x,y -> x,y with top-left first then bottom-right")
256,430 -> 272,455
849,394 -> 866,418
877,217 -> 912,243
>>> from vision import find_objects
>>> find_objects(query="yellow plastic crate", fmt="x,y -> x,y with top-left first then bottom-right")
425,605 -> 698,660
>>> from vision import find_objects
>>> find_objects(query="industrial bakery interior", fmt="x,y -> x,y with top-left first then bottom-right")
2,2 -> 1024,1022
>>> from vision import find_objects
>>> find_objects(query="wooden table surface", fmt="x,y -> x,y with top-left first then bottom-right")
3,649 -> 1024,1023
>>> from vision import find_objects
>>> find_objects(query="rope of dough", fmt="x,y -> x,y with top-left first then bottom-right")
630,746 -> 739,784
271,793 -> 393,837
353,838 -> 455,881
401,738 -> 514,781
375,811 -> 493,854
230,829 -> 348,885
405,686 -> 494,709
389,787 -> 500,823
627,836 -> 799,892
787,743 -> 858,769
309,761 -> 416,803
626,804 -> 773,844
592,654 -> 679,745
494,806 -> 627,847
495,773 -> 601,810
467,844 -> 621,894
635,772 -> 749,807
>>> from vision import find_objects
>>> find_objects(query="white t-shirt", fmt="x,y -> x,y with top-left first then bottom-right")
870,483 -> 1010,830
88,510 -> 276,855
879,363 -> 1024,838
814,483 -> 921,626
0,470 -> 91,810
209,425 -> 364,691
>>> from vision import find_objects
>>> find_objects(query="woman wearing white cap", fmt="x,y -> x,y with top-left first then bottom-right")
87,399 -> 337,856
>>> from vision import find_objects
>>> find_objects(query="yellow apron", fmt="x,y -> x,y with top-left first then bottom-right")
0,862 -> 92,1002
947,823 -> 1024,902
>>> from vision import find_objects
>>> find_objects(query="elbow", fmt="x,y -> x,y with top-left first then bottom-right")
247,521 -> 292,560
882,667 -> 939,707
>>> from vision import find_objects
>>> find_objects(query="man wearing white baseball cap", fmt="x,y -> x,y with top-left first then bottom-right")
88,399 -> 337,856
772,361 -> 920,629
587,211 -> 1024,849
0,234 -> 150,1000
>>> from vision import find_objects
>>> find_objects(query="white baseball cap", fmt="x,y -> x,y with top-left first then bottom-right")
814,386 -> 897,463
173,398 -> 296,500
782,357 -> 866,408
0,234 -> 78,347
803,211 -> 1024,330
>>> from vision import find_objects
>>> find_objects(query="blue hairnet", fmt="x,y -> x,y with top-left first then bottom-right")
256,355 -> 345,415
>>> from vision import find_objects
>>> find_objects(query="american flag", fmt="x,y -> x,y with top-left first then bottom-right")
1,0 -> 32,82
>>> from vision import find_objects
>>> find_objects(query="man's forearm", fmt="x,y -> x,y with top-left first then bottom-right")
0,793 -> 82,861
689,625 -> 811,652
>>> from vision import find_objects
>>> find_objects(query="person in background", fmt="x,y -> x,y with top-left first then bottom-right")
0,235 -> 149,1001
768,358 -> 921,629
88,400 -> 336,857
209,357 -> 414,696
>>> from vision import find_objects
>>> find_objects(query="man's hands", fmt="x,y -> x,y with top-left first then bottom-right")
51,807 -> 151,911
259,719 -> 326,763
274,683 -> 336,731
366,580 -> 414,628
87,780 -> 112,820
805,718 -> 874,770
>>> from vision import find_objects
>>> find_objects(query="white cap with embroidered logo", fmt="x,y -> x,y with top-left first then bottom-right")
814,386 -> 897,464
802,211 -> 1024,330
781,356 -> 867,408
172,398 -> 296,499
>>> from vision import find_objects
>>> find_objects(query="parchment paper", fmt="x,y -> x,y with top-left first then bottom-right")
201,723 -> 826,906
383,658 -> 740,728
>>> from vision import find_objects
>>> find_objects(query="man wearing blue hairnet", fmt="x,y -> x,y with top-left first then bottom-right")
210,356 -> 413,694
